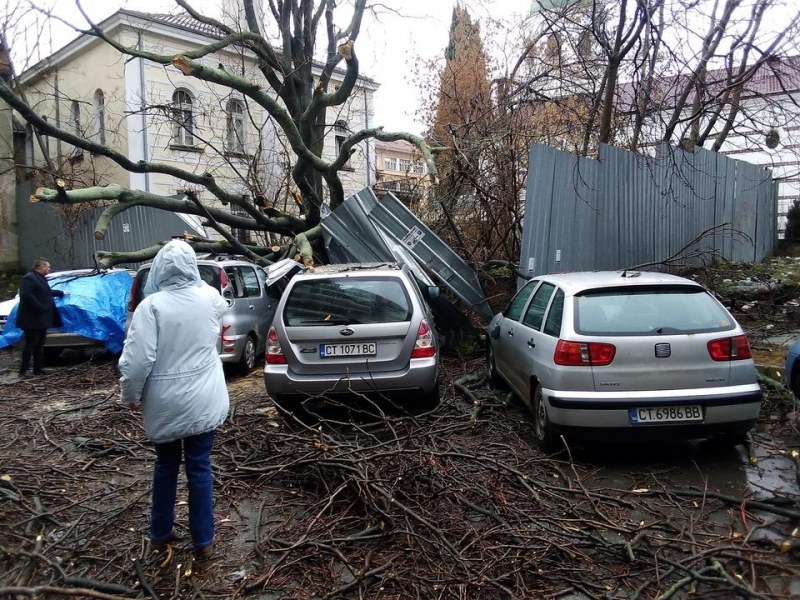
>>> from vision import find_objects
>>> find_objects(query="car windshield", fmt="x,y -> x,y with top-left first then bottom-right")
284,277 -> 411,326
574,285 -> 735,335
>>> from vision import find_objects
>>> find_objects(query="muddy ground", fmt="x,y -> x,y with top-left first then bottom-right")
1,261 -> 800,599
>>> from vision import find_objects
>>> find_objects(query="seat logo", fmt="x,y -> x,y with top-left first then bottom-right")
654,343 -> 671,358
339,327 -> 355,336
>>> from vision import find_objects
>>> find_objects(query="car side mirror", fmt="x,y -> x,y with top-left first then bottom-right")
425,286 -> 440,299
223,290 -> 234,306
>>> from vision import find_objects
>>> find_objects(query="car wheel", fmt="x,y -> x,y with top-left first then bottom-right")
486,344 -> 502,387
237,335 -> 257,375
419,382 -> 441,410
43,347 -> 62,363
532,384 -> 559,452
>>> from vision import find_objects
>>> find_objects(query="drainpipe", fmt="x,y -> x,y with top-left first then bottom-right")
54,70 -> 62,164
138,32 -> 150,192
363,86 -> 372,186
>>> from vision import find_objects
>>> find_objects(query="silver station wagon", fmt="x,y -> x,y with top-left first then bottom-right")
486,271 -> 762,450
264,263 -> 441,411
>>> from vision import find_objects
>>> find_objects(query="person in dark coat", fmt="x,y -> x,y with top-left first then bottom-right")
17,258 -> 65,376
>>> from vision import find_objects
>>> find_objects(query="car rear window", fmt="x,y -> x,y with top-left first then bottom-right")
134,265 -> 220,305
284,277 -> 411,326
575,285 -> 735,335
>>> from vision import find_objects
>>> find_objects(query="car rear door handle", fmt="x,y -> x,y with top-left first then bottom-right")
507,329 -> 514,337
249,304 -> 255,310
527,339 -> 536,348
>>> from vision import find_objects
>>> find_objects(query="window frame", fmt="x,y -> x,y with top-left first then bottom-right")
226,98 -> 246,154
171,89 -> 195,147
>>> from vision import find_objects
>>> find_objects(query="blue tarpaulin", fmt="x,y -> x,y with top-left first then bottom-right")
0,270 -> 134,354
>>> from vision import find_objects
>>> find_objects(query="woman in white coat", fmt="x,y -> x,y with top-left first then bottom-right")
120,240 -> 229,559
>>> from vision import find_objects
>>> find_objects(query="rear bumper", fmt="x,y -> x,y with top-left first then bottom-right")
219,333 -> 246,364
45,331 -> 100,348
543,384 -> 762,432
264,356 -> 438,399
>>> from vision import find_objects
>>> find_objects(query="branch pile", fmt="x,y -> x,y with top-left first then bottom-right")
0,355 -> 798,598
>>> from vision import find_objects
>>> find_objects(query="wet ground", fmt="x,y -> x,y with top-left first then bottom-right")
1,341 -> 799,597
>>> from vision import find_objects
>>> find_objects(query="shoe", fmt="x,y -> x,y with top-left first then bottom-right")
151,529 -> 181,550
195,540 -> 214,561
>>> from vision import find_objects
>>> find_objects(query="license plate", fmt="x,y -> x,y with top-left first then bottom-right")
320,342 -> 377,358
630,405 -> 703,424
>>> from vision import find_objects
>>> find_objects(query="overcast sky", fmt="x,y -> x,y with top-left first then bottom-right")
7,0 -> 528,134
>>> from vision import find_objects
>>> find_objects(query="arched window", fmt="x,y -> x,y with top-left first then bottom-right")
70,100 -> 81,136
226,98 -> 245,153
172,89 -> 195,146
93,89 -> 106,145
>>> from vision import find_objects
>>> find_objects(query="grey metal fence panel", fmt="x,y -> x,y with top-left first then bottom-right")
17,193 -> 201,270
522,143 -> 777,281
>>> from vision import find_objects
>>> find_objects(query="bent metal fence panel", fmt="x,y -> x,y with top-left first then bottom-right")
522,143 -> 777,281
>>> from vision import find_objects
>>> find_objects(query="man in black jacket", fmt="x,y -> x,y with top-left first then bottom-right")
17,258 -> 65,377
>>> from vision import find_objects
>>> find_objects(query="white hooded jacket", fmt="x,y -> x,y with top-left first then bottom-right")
119,240 -> 229,444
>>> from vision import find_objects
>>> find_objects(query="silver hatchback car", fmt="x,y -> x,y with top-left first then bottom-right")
129,255 -> 301,374
487,271 -> 762,450
264,263 -> 441,410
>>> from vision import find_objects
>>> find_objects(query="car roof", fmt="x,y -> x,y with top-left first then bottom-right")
296,262 -> 402,276
534,270 -> 704,295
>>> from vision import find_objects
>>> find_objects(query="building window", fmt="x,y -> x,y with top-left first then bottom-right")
412,161 -> 425,174
383,156 -> 398,171
172,89 -> 195,146
70,101 -> 81,136
230,202 -> 252,244
334,119 -> 350,167
398,158 -> 411,173
226,99 -> 245,153
93,89 -> 106,145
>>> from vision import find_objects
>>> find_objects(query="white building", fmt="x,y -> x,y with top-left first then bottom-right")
15,9 -> 378,237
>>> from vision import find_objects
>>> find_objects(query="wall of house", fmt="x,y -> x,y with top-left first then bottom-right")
118,25 -> 375,224
0,91 -> 16,272
20,37 -> 130,190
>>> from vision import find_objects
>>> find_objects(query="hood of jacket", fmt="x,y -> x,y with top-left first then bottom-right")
144,240 -> 202,296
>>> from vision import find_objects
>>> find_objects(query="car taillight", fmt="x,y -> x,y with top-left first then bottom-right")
411,319 -> 436,359
220,324 -> 236,353
127,272 -> 142,313
554,340 -> 616,366
219,268 -> 229,293
707,335 -> 752,361
266,326 -> 286,364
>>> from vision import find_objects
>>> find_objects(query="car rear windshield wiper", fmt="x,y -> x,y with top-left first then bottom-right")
294,319 -> 360,326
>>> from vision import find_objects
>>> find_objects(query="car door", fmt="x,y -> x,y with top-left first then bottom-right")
239,265 -> 269,343
494,279 -> 540,394
509,282 -> 556,401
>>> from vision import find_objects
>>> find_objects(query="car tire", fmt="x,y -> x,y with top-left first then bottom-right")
43,347 -> 62,363
532,384 -> 559,452
486,344 -> 502,387
419,382 -> 441,410
237,334 -> 257,375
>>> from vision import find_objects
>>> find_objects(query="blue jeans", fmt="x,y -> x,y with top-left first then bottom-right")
151,430 -> 216,549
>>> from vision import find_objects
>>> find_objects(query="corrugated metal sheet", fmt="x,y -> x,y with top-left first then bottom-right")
17,182 -> 205,270
322,189 -> 495,323
522,143 -> 777,282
